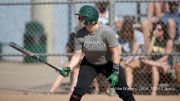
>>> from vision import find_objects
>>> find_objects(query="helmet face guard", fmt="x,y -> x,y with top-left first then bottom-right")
76,5 -> 99,25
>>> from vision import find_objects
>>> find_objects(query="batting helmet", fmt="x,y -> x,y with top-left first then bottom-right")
75,5 -> 99,25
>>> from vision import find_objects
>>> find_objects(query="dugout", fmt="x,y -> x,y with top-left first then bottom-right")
23,21 -> 47,63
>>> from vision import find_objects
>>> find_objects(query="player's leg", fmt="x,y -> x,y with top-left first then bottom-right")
151,66 -> 159,96
175,62 -> 180,84
141,59 -> 170,73
147,2 -> 154,20
69,58 -> 98,101
122,60 -> 141,89
167,18 -> 176,40
142,19 -> 153,53
125,67 -> 133,89
49,75 -> 64,94
49,58 -> 70,94
154,2 -> 162,20
120,61 -> 133,89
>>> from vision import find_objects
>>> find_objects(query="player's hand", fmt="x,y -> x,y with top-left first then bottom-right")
107,70 -> 118,87
59,67 -> 70,77
107,63 -> 119,87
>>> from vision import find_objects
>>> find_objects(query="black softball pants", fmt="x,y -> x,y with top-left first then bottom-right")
69,58 -> 135,101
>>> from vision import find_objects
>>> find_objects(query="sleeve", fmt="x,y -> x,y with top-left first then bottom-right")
74,33 -> 83,50
66,33 -> 75,53
134,30 -> 144,45
160,14 -> 169,25
104,28 -> 118,48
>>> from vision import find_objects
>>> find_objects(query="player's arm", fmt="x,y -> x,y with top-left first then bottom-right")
104,27 -> 121,64
68,50 -> 83,70
107,45 -> 122,87
110,46 -> 121,65
60,50 -> 82,77
60,30 -> 83,77
68,29 -> 84,70
105,27 -> 123,87
108,39 -> 128,87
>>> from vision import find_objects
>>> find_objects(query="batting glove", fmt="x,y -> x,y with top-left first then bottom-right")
107,63 -> 119,87
59,67 -> 70,77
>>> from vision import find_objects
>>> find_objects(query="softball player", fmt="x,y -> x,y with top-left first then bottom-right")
59,5 -> 135,101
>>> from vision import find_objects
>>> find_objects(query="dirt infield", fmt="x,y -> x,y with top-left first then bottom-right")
0,94 -> 180,101
0,61 -> 180,101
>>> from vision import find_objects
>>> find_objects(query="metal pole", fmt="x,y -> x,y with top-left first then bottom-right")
68,0 -> 72,34
109,1 -> 116,96
136,0 -> 141,23
109,0 -> 116,30
72,0 -> 78,29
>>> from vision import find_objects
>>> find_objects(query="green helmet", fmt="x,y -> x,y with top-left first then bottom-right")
76,5 -> 99,25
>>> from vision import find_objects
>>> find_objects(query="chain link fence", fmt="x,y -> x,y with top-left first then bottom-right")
0,0 -> 179,95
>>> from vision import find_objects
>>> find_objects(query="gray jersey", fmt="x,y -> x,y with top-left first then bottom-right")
74,24 -> 118,65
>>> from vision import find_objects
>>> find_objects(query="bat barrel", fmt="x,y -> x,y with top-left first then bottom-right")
9,42 -> 37,57
9,42 -> 61,72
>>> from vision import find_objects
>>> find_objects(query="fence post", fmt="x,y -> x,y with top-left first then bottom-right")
109,0 -> 116,30
109,0 -> 116,96
31,0 -> 55,64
